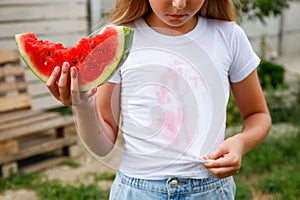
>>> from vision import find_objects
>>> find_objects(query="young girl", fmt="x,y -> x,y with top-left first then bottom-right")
47,0 -> 271,199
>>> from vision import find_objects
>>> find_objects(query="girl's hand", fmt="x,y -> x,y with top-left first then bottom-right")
46,62 -> 97,106
203,134 -> 245,178
204,70 -> 271,179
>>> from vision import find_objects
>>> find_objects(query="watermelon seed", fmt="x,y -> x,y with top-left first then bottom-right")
89,65 -> 94,69
47,51 -> 51,56
73,60 -> 77,65
100,49 -> 104,54
41,58 -> 46,65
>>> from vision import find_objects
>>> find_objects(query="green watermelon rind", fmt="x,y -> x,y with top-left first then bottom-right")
79,26 -> 134,91
96,26 -> 133,87
15,33 -> 49,83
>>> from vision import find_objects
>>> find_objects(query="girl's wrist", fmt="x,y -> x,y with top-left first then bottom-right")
228,133 -> 247,155
73,94 -> 96,110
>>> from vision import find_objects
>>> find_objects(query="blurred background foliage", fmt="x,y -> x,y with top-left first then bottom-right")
235,0 -> 300,23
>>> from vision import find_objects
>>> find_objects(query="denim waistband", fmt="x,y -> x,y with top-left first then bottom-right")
116,171 -> 233,194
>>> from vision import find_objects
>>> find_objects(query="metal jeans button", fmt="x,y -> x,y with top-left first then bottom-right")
170,179 -> 178,188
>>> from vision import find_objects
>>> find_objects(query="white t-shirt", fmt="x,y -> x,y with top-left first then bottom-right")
108,17 -> 260,179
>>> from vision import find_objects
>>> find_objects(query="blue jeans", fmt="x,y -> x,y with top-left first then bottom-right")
109,171 -> 236,200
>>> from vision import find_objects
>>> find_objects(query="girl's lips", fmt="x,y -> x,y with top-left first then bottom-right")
168,14 -> 187,19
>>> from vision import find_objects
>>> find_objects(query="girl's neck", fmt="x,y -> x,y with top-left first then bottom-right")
144,12 -> 198,36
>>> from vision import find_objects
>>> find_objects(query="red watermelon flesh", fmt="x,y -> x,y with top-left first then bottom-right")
15,25 -> 133,91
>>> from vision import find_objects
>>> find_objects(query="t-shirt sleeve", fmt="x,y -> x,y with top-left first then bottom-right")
106,67 -> 121,83
229,25 -> 261,83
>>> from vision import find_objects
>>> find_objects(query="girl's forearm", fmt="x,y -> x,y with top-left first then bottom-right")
73,96 -> 118,156
239,112 -> 272,154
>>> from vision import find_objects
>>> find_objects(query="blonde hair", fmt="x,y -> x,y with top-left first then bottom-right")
109,0 -> 240,25
109,0 -> 150,25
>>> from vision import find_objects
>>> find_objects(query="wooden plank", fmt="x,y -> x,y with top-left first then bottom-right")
0,140 -> 18,154
0,112 -> 60,131
0,65 -> 24,78
0,33 -> 88,50
0,110 -> 41,123
24,68 -> 41,82
22,156 -> 68,174
19,131 -> 55,149
0,112 -> 59,130
0,93 -> 31,112
0,41 -> 18,50
27,82 -> 50,97
0,136 -> 77,164
17,71 -> 62,110
0,19 -> 87,38
30,95 -> 64,111
0,4 -> 86,22
25,68 -> 67,110
24,72 -> 52,97
0,49 -> 19,65
18,127 -> 74,149
0,115 -> 74,141
0,81 -> 27,94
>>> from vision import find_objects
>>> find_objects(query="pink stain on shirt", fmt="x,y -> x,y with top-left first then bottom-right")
156,86 -> 172,104
163,109 -> 181,136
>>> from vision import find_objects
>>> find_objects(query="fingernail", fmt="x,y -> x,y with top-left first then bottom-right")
70,67 -> 75,76
92,86 -> 97,93
54,66 -> 60,72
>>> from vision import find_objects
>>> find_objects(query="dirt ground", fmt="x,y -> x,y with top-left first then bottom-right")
0,141 -> 118,200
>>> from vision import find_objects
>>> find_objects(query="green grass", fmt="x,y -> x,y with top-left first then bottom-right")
0,171 -> 114,200
61,158 -> 81,168
234,124 -> 300,199
48,106 -> 73,115
36,178 -> 109,200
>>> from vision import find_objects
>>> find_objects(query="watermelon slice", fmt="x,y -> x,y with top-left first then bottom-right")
15,25 -> 133,91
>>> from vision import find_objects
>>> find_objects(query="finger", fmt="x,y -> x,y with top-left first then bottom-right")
207,166 -> 240,178
70,67 -> 81,105
204,156 -> 241,178
207,160 -> 240,176
70,67 -> 97,106
207,146 -> 228,161
204,157 -> 227,168
58,62 -> 71,104
46,66 -> 61,100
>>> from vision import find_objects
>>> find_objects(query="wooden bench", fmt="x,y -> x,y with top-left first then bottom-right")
0,49 -> 77,178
